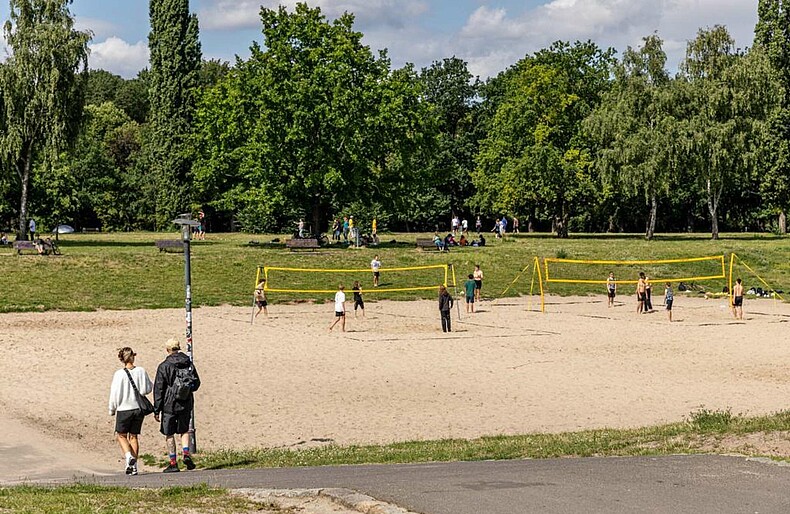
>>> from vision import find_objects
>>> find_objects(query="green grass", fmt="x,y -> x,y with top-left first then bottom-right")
189,409 -> 790,470
0,483 -> 284,513
2,231 -> 789,312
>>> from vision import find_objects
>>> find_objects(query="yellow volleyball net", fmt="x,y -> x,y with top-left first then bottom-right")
728,253 -> 785,305
254,264 -> 456,295
499,256 -> 545,312
544,255 -> 727,286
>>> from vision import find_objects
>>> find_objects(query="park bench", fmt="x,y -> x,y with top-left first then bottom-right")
82,227 -> 101,233
416,238 -> 441,251
155,239 -> 184,253
13,240 -> 60,255
286,238 -> 320,251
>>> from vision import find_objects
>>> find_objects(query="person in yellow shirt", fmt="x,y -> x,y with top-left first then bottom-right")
372,218 -> 377,237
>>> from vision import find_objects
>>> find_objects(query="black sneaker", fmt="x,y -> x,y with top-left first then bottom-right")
163,464 -> 180,473
183,455 -> 196,470
125,464 -> 133,475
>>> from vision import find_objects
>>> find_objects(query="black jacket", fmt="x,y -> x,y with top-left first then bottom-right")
154,351 -> 201,414
439,292 -> 454,312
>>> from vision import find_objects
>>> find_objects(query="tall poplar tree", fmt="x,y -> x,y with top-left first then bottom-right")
755,0 -> 790,232
148,0 -> 201,228
0,0 -> 90,239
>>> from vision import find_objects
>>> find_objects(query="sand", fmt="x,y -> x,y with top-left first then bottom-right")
1,294 -> 789,482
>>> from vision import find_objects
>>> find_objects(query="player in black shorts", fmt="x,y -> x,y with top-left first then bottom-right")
352,280 -> 365,318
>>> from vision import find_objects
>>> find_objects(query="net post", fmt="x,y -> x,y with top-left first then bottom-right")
251,266 -> 262,324
535,256 -> 545,313
728,253 -> 735,307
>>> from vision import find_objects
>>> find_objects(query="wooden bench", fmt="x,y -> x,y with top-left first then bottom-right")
13,240 -> 60,255
13,241 -> 38,255
82,227 -> 101,233
416,238 -> 441,251
285,238 -> 320,251
155,240 -> 184,253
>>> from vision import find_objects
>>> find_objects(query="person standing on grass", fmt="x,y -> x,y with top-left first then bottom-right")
109,347 -> 153,476
462,218 -> 468,235
473,265 -> 484,302
332,218 -> 341,241
513,216 -> 519,234
371,255 -> 381,287
254,279 -> 268,318
607,271 -> 616,307
732,278 -> 744,320
500,216 -> 507,236
297,218 -> 305,238
329,284 -> 347,331
352,281 -> 365,318
465,274 -> 476,313
154,339 -> 200,473
475,216 -> 482,234
28,218 -> 36,240
342,216 -> 350,242
664,282 -> 674,322
452,215 -> 460,236
636,272 -> 647,314
439,285 -> 454,332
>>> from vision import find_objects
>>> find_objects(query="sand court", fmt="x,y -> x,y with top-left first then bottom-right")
1,294 -> 789,480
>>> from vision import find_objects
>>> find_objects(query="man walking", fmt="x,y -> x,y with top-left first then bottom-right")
154,338 -> 201,473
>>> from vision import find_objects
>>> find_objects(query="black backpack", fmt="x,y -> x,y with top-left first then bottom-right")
173,365 -> 197,401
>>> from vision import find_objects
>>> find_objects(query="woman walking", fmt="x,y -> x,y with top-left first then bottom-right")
109,347 -> 153,475
439,285 -> 454,333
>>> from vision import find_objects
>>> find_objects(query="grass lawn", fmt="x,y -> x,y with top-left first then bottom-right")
1,231 -> 789,312
0,484 -> 283,513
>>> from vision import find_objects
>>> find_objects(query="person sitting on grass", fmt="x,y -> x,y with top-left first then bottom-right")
0,233 -> 8,245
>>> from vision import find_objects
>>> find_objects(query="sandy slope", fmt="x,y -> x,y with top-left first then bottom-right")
1,294 -> 789,482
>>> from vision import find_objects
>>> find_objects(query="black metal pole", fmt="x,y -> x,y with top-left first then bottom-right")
183,231 -> 197,453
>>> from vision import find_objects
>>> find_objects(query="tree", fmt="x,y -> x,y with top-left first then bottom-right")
680,26 -> 778,239
194,3 -> 425,233
586,35 -> 681,240
0,0 -> 90,239
148,0 -> 201,228
755,0 -> 790,232
473,41 -> 613,237
419,57 -> 480,220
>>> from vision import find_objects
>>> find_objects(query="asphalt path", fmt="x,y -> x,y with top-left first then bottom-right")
79,455 -> 790,513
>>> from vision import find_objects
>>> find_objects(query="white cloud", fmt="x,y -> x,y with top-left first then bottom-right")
457,0 -> 758,78
198,0 -> 427,31
75,17 -> 117,39
88,37 -> 149,78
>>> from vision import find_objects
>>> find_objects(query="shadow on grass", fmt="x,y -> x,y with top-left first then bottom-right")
507,232 -> 786,242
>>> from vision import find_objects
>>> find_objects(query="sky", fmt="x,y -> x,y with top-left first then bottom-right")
0,1 -> 760,79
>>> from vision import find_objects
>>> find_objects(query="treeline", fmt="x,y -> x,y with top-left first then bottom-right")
3,1 -> 790,239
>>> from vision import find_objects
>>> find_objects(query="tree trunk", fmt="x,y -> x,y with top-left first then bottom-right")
707,178 -> 720,240
555,214 -> 569,238
779,211 -> 787,235
311,201 -> 323,239
645,195 -> 657,240
16,146 -> 33,241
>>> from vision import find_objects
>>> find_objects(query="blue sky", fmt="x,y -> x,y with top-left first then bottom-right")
1,1 -> 759,78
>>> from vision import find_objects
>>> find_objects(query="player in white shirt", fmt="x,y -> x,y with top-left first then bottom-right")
371,255 -> 381,287
329,284 -> 347,332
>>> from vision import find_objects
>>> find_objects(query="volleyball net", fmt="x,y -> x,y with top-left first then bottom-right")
544,255 -> 726,286
255,263 -> 456,295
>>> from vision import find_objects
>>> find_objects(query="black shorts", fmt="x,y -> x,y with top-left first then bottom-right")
734,296 -> 743,307
475,280 -> 482,290
466,295 -> 474,303
160,410 -> 192,436
638,292 -> 647,301
354,299 -> 364,310
116,409 -> 145,435
335,311 -> 345,317
373,271 -> 380,278
666,299 -> 673,311
608,290 -> 616,298
256,299 -> 267,308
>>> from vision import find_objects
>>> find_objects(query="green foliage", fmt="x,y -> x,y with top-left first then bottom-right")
0,0 -> 90,238
147,0 -> 202,229
687,407 -> 735,432
474,42 -> 613,237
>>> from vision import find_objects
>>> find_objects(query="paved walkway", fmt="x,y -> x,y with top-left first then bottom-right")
71,455 -> 790,513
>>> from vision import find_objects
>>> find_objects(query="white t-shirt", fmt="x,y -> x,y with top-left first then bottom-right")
334,291 -> 346,312
29,219 -> 36,232
108,366 -> 153,415
462,219 -> 468,229
371,259 -> 381,272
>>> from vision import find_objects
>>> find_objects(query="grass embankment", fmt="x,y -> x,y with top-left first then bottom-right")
1,231 -> 789,312
0,484 -> 283,513
132,409 -> 788,470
